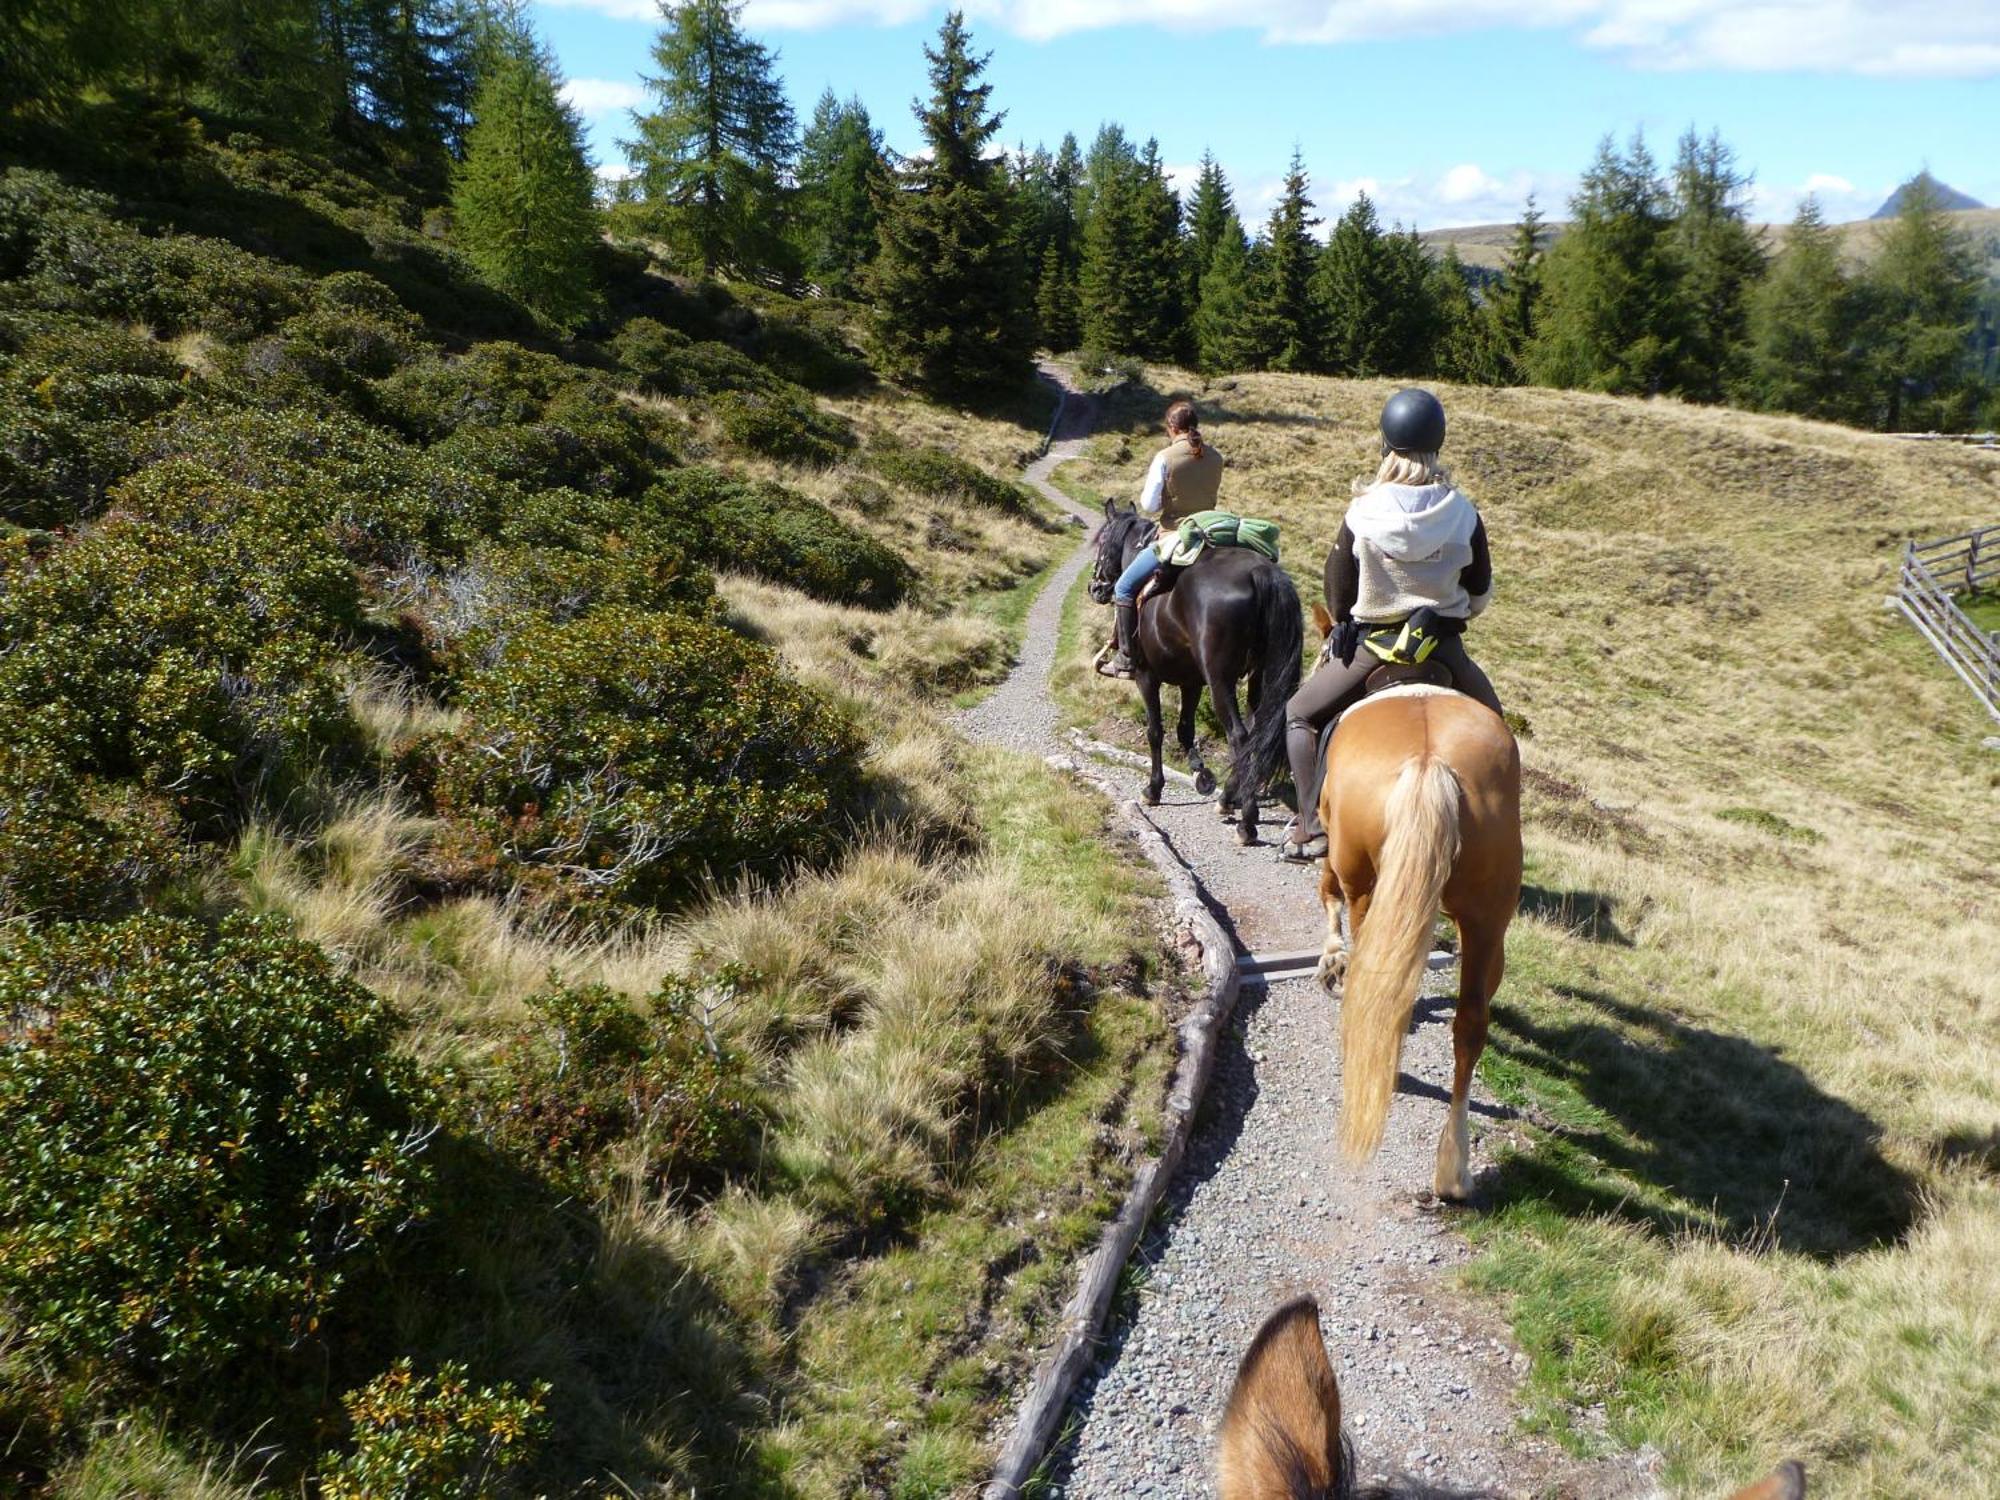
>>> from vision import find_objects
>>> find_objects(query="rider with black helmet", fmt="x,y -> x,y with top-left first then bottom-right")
1277,388 -> 1505,863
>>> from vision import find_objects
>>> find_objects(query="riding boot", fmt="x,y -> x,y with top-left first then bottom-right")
1098,602 -> 1139,679
1285,719 -> 1323,840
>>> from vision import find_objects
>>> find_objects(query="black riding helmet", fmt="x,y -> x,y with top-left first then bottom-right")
1379,387 -> 1446,455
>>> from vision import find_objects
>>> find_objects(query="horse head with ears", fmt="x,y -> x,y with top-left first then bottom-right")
1217,1297 -> 1807,1500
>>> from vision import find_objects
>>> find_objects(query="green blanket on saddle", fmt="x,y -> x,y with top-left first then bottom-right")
1154,509 -> 1281,569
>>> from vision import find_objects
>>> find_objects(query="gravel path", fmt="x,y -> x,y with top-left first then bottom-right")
960,371 -> 1655,1499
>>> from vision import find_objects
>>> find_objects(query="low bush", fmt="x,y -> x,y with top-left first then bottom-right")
319,1360 -> 549,1500
0,914 -> 437,1389
869,442 -> 1033,518
0,500 -> 362,827
611,320 -> 780,400
431,384 -> 673,498
749,309 -> 869,393
429,607 -> 860,910
0,742 -> 195,923
646,466 -> 911,608
372,342 -> 583,441
221,274 -> 430,406
486,978 -> 762,1196
711,386 -> 856,467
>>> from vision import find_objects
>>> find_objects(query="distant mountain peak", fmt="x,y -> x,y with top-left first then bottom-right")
1873,171 -> 1985,219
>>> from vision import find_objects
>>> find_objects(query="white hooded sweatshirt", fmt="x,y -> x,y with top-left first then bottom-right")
1342,481 -> 1490,623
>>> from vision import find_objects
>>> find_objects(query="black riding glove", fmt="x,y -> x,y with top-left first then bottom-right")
1332,617 -> 1361,668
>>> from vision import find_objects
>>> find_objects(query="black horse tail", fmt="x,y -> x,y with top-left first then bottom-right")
1245,562 -> 1305,796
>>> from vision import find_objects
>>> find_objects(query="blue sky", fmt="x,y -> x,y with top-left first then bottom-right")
534,0 -> 2000,232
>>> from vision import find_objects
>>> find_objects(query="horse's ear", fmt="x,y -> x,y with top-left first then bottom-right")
1310,603 -> 1333,641
1217,1298 -> 1343,1500
1103,496 -> 1118,521
1724,1462 -> 1807,1500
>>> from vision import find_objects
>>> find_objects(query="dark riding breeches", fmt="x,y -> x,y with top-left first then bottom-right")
1283,635 -> 1503,838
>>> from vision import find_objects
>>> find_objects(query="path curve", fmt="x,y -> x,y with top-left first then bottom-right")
960,368 -> 1654,1500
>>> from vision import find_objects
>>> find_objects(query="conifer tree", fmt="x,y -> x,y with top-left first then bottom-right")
1076,133 -> 1183,359
1250,149 -> 1323,373
1742,197 -> 1866,421
1185,152 -> 1239,312
1529,132 -> 1687,395
1317,192 -> 1387,373
794,89 -> 889,296
452,7 -> 601,329
1482,197 -> 1545,383
869,10 -> 1033,397
1428,246 -> 1495,383
1670,127 -> 1765,403
1860,175 -> 1987,431
1036,239 -> 1083,351
1194,229 -> 1261,373
625,0 -> 796,277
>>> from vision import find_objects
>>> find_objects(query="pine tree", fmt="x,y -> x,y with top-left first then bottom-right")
1075,132 -> 1182,359
1317,192 -> 1386,374
1482,197 -> 1545,383
1860,175 -> 1987,430
1036,238 -> 1082,351
1250,148 -> 1323,373
1193,228 -> 1261,373
1185,152 -> 1239,312
1742,197 -> 1866,421
452,7 -> 601,329
868,10 -> 1033,397
333,0 -> 478,160
795,89 -> 888,296
625,0 -> 796,277
1529,132 -> 1687,395
1670,127 -> 1765,403
1429,246 -> 1495,383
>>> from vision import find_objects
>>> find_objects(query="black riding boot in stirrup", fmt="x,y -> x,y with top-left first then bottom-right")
1099,602 -> 1139,679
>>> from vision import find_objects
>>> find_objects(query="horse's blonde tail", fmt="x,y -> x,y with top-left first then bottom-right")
1340,756 -> 1461,1161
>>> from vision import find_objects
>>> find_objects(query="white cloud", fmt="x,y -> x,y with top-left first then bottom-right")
563,77 -> 647,115
564,0 -> 2000,79
1748,172 -> 1886,224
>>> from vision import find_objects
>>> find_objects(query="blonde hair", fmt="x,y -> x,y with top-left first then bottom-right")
1352,448 -> 1449,497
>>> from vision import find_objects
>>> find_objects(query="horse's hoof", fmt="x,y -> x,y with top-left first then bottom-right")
1216,800 -> 1238,822
1193,768 -> 1216,796
1235,823 -> 1256,847
1144,787 -> 1162,807
1314,948 -> 1348,992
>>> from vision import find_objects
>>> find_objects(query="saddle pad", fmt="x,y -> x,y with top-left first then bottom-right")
1346,683 -> 1464,710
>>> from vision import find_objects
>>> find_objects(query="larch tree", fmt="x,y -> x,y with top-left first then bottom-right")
794,89 -> 889,296
1670,127 -> 1766,403
1742,197 -> 1867,422
1529,132 -> 1687,395
625,0 -> 796,278
451,6 -> 601,329
868,10 -> 1033,397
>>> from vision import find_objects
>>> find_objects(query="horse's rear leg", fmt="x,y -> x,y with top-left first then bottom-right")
1178,686 -> 1214,796
1141,676 -> 1166,806
1314,860 -> 1349,992
1436,912 -> 1505,1202
1209,672 -> 1257,844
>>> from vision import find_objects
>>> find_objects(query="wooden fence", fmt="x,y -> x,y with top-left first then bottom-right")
1894,525 -> 2000,722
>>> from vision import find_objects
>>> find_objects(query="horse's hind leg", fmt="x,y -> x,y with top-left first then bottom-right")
1208,672 -> 1256,845
1314,859 -> 1349,992
1141,675 -> 1166,807
1178,686 -> 1214,796
1436,912 -> 1505,1202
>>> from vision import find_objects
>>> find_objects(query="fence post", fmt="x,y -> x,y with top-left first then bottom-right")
1968,532 -> 1981,598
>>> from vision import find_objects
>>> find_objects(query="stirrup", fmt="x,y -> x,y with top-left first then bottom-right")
1096,651 -> 1136,680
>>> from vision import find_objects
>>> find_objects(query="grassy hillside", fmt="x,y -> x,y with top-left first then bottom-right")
1058,368 -> 2000,1496
0,123 -> 1178,1498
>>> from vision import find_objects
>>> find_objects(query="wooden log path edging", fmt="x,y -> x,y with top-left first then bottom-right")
981,752 -> 1243,1500
1065,728 -> 1201,788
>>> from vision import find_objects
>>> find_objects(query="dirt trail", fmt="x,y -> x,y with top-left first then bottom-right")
959,369 -> 1654,1499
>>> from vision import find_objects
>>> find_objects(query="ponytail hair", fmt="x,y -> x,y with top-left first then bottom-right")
1165,399 -> 1204,459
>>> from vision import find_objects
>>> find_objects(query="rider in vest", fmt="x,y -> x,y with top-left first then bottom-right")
1278,388 -> 1506,863
1098,399 -> 1225,679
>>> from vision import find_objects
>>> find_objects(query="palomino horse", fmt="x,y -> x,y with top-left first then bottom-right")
1088,502 -> 1303,844
1219,1297 -> 1808,1500
1305,607 -> 1521,1200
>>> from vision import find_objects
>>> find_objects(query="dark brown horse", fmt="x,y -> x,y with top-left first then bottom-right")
1088,502 -> 1303,844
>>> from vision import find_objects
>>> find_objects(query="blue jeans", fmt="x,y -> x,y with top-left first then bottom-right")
1113,546 -> 1160,604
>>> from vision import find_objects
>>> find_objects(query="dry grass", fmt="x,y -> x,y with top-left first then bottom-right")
1065,366 -> 2000,1495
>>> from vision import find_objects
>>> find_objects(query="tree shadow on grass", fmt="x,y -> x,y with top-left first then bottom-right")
1488,983 -> 1917,1259
1517,884 -> 1633,946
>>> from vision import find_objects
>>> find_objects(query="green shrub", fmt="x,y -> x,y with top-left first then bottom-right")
430,384 -> 673,498
222,294 -> 429,406
319,1360 -> 549,1500
869,442 -> 1032,517
751,309 -> 870,392
646,466 -> 911,608
0,500 -> 361,826
711,386 -> 856,467
371,342 -> 583,441
430,607 -> 860,910
0,741 -> 195,923
487,978 -> 761,1195
0,313 -> 193,528
0,914 -> 436,1387
610,324 -> 779,400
